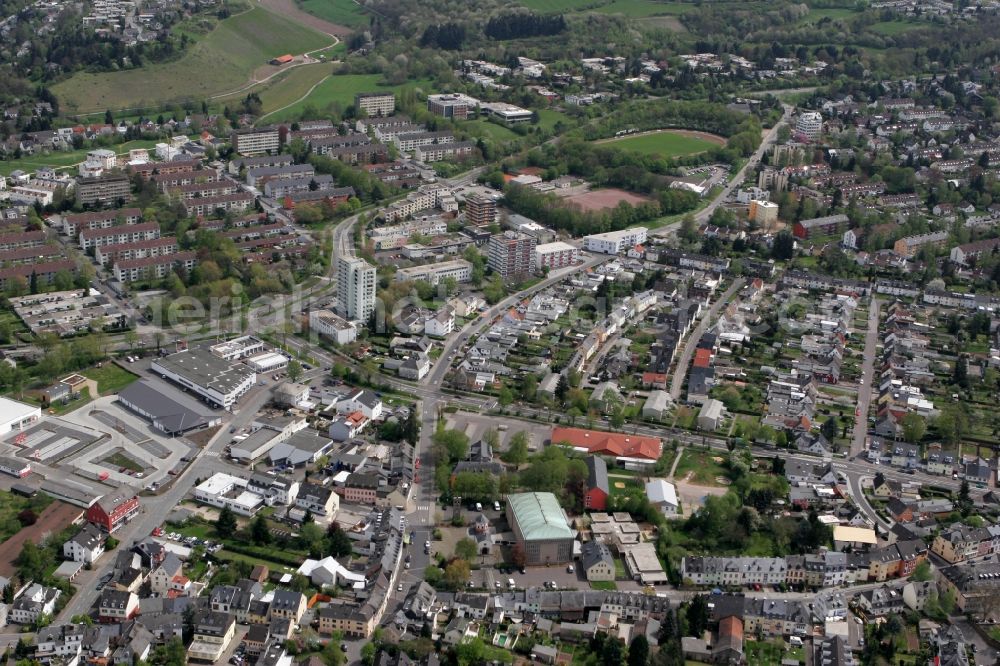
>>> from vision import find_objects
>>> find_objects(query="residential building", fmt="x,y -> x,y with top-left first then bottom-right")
356,93 -> 395,117
79,221 -> 159,250
98,589 -> 139,623
86,487 -> 140,533
534,241 -> 579,271
645,479 -> 679,516
63,524 -> 106,563
338,256 -> 377,322
10,584 -> 60,624
394,259 -> 473,285
231,128 -> 280,156
795,112 -> 823,141
309,309 -> 358,344
749,199 -> 779,226
269,590 -> 307,624
464,194 -> 497,226
697,398 -> 725,431
550,426 -> 662,462
113,251 -> 197,283
893,231 -> 948,258
295,482 -> 339,517
793,214 -> 849,239
583,228 -> 648,254
76,173 -> 132,206
187,611 -> 236,662
579,541 -> 615,581
488,231 -> 536,278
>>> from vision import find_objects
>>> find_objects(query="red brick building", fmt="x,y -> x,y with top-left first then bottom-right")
86,487 -> 140,533
584,456 -> 609,511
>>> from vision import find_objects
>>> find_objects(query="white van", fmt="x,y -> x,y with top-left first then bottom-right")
475,502 -> 483,512
508,578 -> 515,589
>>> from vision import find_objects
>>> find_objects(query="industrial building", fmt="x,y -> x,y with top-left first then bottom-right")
0,397 -> 41,435
151,347 -> 256,410
117,379 -> 221,436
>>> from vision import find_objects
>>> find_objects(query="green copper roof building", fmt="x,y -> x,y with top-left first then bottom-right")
506,492 -> 575,565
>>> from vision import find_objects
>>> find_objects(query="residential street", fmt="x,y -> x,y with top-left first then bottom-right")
851,298 -> 881,458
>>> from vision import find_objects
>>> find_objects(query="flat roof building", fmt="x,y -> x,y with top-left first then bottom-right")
117,379 -> 221,436
151,347 -> 256,410
0,397 -> 41,436
394,259 -> 473,285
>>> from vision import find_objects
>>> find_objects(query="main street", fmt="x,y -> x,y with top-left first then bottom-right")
852,298 -> 881,457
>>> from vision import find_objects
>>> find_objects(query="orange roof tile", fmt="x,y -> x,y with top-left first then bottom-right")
550,427 -> 662,460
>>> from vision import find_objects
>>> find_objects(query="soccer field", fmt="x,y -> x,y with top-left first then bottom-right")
599,129 -> 723,157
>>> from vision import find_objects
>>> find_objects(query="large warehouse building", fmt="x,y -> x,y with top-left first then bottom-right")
0,396 -> 41,435
151,347 -> 256,410
506,492 -> 575,566
117,379 -> 221,436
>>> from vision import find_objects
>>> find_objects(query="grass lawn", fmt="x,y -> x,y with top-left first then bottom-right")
600,130 -> 721,157
297,0 -> 371,28
216,548 -> 301,572
613,557 -> 626,579
608,476 -> 643,498
267,75 -> 434,122
595,0 -> 696,17
83,364 -> 140,395
870,19 -> 924,35
590,580 -> 617,590
795,6 -> 857,23
673,449 -> 730,486
519,0 -> 601,11
469,119 -> 519,140
0,138 -> 172,176
103,451 -> 145,473
0,492 -> 54,542
215,62 -> 329,111
52,7 -> 332,113
45,387 -> 92,415
537,108 -> 573,132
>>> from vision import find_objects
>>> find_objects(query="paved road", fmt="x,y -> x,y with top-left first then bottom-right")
851,298 -> 881,458
653,104 -> 792,236
669,278 -> 745,400
54,384 -> 277,622
423,253 -> 610,386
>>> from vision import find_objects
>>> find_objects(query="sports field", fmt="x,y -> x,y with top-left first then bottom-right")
52,7 -> 332,114
267,75 -> 433,122
297,0 -> 371,29
599,129 -> 724,157
566,188 -> 653,212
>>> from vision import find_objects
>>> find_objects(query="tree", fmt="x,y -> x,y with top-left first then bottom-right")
601,637 -> 624,665
772,230 -> 795,261
820,416 -> 839,442
900,413 -> 926,443
455,538 -> 477,561
150,637 -> 187,666
958,479 -> 973,516
628,635 -> 650,666
510,543 -> 526,569
360,643 -> 377,666
326,522 -> 353,557
433,428 -> 469,462
910,560 -> 932,582
443,558 -> 471,590
250,515 -> 271,545
216,505 -> 237,539
685,596 -> 709,636
501,431 -> 530,465
287,360 -> 303,382
16,540 -> 53,582
1,584 -> 12,604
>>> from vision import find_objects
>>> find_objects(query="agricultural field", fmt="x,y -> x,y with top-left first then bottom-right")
52,7 -> 332,114
267,75 -> 434,122
297,0 -> 371,29
598,129 -> 723,157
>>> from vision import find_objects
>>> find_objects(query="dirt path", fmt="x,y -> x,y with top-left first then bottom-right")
257,0 -> 354,36
260,73 -> 332,121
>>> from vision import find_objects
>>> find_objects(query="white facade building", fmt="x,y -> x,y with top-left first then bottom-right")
583,227 -> 648,254
337,256 -> 377,323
